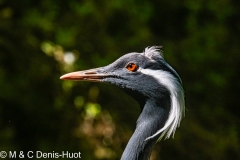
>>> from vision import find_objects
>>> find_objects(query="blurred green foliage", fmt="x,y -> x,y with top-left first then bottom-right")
0,0 -> 240,159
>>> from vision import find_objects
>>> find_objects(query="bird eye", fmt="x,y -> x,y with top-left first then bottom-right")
126,63 -> 138,72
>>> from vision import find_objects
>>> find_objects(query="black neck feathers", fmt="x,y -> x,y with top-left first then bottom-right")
121,98 -> 170,160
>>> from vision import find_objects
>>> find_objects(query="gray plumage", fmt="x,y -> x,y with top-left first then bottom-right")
61,46 -> 185,160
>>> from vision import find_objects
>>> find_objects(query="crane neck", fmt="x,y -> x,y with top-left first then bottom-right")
120,99 -> 170,160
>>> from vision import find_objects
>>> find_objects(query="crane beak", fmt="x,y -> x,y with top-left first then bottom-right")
60,68 -> 109,82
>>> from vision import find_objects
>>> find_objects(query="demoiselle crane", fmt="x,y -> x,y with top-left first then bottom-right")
60,46 -> 185,160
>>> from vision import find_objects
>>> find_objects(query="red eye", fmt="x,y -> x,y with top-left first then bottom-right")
126,63 -> 138,72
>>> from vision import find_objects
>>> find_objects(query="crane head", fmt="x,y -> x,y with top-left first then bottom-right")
60,46 -> 185,140
61,46 -> 179,97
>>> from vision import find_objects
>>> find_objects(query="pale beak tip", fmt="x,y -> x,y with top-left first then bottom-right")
60,74 -> 69,80
60,72 -> 83,80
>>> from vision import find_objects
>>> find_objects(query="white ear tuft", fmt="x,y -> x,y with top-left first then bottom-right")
141,69 -> 185,141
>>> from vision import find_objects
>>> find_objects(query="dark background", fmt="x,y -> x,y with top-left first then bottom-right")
0,0 -> 240,159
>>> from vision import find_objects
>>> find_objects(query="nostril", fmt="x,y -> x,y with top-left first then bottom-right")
84,71 -> 97,74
